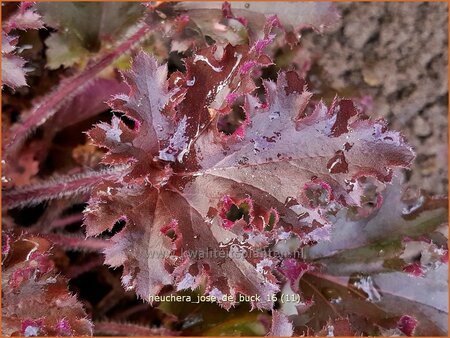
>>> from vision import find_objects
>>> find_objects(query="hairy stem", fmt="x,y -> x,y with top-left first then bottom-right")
43,233 -> 111,252
49,213 -> 85,230
3,166 -> 125,210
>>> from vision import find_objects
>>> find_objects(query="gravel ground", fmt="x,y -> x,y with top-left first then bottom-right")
301,1 -> 448,195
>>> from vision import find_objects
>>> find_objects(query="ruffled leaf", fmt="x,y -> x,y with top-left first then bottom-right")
85,48 -> 414,312
1,4 -> 44,89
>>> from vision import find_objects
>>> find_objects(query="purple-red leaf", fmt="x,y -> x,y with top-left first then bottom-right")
84,47 -> 414,312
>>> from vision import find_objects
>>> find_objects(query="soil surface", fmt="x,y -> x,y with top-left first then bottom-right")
301,1 -> 448,195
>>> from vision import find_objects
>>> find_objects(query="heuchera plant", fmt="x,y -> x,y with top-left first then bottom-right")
2,2 -> 448,336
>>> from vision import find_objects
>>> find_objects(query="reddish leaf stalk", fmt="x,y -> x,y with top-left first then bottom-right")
43,233 -> 111,252
3,167 -> 126,210
49,213 -> 84,230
